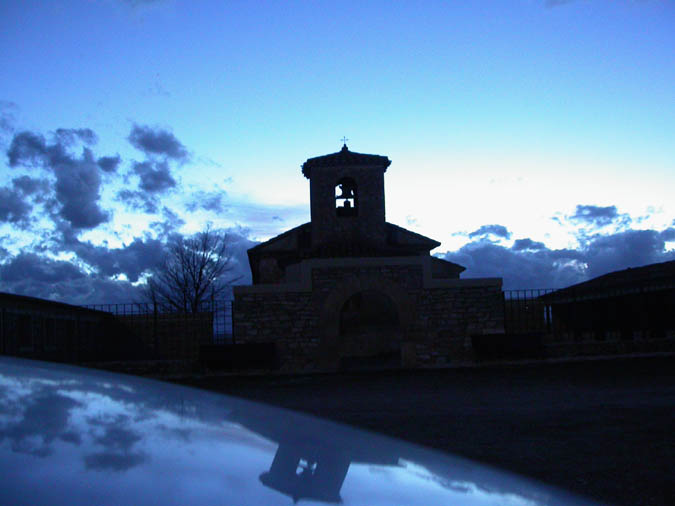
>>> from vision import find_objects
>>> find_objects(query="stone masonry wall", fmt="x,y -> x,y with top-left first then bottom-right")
234,261 -> 504,372
410,286 -> 504,367
233,291 -> 317,371
310,167 -> 386,247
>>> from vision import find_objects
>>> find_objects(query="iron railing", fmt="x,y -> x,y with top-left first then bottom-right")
503,287 -> 675,341
84,299 -> 234,345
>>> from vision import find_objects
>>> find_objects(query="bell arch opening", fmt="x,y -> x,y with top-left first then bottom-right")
338,290 -> 401,370
335,177 -> 357,217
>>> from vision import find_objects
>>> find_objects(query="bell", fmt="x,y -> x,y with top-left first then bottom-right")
338,183 -> 354,198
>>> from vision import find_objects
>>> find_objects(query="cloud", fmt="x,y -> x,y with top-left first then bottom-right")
545,0 -> 577,7
149,206 -> 185,238
54,128 -> 97,146
71,236 -> 165,283
511,238 -> 546,251
569,204 -> 630,228
186,190 -> 225,213
0,259 -> 144,305
443,242 -> 586,289
132,160 -> 176,193
582,228 -> 675,279
116,189 -> 159,213
128,124 -> 188,161
661,228 -> 675,242
84,451 -> 146,472
441,225 -> 675,290
468,224 -> 511,240
0,252 -> 85,284
7,131 -> 47,167
7,129 -> 110,229
122,0 -> 168,6
0,224 -> 255,305
55,148 -> 110,228
0,100 -> 18,134
0,390 -> 82,458
97,155 -> 121,173
12,175 -> 49,197
0,186 -> 32,226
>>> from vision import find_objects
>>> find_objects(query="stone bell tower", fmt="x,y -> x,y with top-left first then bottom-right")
301,143 -> 391,251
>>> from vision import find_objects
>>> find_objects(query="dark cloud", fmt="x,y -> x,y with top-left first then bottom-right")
116,189 -> 159,214
186,190 -> 225,213
149,207 -> 185,238
0,391 -> 82,458
55,148 -> 110,228
0,224 -> 255,304
122,0 -> 167,6
54,128 -> 97,146
0,266 -> 144,305
441,226 -> 675,290
570,204 -> 630,228
72,237 -> 165,283
582,229 -> 675,278
12,175 -> 49,196
128,124 -> 188,161
443,242 -> 585,290
545,0 -> 576,7
468,224 -> 511,239
0,100 -> 18,134
0,252 -> 85,283
0,186 -> 32,225
7,129 -> 110,229
98,155 -> 121,173
7,131 -> 47,167
84,451 -> 146,472
83,419 -> 147,471
661,228 -> 675,242
132,160 -> 176,193
512,238 -> 546,251
0,248 -> 150,304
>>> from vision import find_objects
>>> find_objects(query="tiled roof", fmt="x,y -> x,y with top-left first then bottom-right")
302,145 -> 391,178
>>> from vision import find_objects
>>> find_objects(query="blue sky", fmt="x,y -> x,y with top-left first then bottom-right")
0,0 -> 674,302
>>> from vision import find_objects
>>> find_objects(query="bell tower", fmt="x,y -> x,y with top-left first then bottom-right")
302,144 -> 391,251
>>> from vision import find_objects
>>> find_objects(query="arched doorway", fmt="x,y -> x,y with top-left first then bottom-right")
338,290 -> 401,370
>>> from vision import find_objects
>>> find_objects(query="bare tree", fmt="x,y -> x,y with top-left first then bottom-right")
145,225 -> 239,312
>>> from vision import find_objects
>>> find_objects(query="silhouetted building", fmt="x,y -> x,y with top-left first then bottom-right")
0,292 -> 212,365
0,292 -> 144,363
233,145 -> 503,371
541,260 -> 675,342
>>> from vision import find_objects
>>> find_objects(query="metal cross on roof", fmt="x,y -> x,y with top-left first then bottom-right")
340,136 -> 349,146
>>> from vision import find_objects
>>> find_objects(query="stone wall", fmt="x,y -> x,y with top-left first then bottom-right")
410,286 -> 504,367
233,291 -> 317,371
233,257 -> 503,372
310,167 -> 387,247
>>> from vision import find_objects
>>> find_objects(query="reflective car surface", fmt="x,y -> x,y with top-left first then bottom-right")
0,357 -> 593,505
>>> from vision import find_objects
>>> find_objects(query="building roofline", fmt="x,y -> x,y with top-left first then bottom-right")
0,291 -> 110,314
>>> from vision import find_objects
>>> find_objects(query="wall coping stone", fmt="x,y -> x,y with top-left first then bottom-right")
233,255 -> 502,294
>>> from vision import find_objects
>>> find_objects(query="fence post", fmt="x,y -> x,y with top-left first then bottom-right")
153,302 -> 158,359
231,299 -> 236,345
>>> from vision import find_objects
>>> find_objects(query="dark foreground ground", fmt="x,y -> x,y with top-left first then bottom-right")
180,356 -> 675,506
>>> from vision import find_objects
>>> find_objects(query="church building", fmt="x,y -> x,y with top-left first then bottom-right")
233,144 -> 503,371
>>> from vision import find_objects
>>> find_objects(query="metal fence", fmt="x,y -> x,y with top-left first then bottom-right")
84,299 -> 234,345
503,287 -> 675,341
503,289 -> 555,335
82,286 -> 673,354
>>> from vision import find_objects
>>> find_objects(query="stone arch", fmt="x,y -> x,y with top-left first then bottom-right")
317,274 -> 414,369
